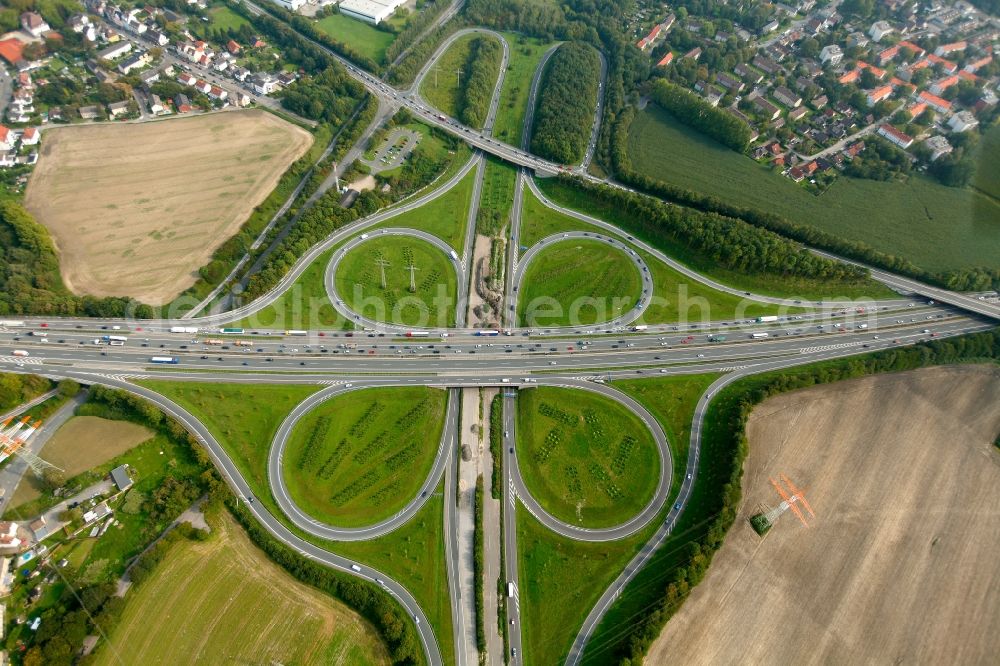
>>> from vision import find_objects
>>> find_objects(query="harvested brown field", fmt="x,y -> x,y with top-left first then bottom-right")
11,416 -> 153,506
648,365 -> 1000,665
94,512 -> 388,665
24,110 -> 312,304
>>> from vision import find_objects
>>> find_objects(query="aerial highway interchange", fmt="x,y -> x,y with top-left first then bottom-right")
3,12 -> 999,666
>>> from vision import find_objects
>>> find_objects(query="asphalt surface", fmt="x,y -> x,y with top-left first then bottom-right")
5,10 -> 999,663
502,391 -> 523,663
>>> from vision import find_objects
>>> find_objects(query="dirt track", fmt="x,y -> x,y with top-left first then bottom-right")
24,111 -> 311,304
647,365 -> 1000,665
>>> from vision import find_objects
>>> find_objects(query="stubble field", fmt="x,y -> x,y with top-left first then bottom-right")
94,512 -> 388,665
24,110 -> 312,304
647,365 -> 1000,665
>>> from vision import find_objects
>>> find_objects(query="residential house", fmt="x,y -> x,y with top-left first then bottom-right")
20,127 -> 38,146
839,69 -> 860,84
20,12 -> 50,38
866,85 -> 893,106
869,20 -> 894,42
908,101 -> 927,118
703,87 -> 723,107
226,39 -> 241,55
753,96 -> 781,121
819,44 -> 843,66
773,86 -> 802,108
117,51 -> 151,75
934,41 -> 966,57
147,29 -> 169,46
947,110 -> 978,132
878,44 -> 901,65
175,93 -> 193,113
876,123 -> 914,148
847,32 -> 869,49
752,54 -> 782,75
918,90 -> 952,113
149,94 -> 166,114
139,68 -> 160,85
178,40 -> 212,65
234,91 -> 252,107
760,18 -> 780,35
926,54 -> 958,73
857,61 -> 887,79
0,126 -> 13,151
964,55 -> 993,72
716,72 -> 743,92
194,79 -> 212,94
250,73 -> 278,95
844,141 -> 865,158
98,41 -> 132,61
107,100 -> 130,118
810,94 -> 828,109
898,41 -> 926,59
78,105 -> 100,119
683,47 -> 702,61
177,72 -> 197,87
930,75 -> 960,95
734,63 -> 763,84
208,85 -> 227,101
923,135 -> 952,160
788,106 -> 808,122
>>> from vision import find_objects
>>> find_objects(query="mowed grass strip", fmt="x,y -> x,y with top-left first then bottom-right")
492,33 -> 558,146
515,386 -> 660,528
94,513 -> 389,666
518,239 -> 642,327
374,162 -> 476,252
419,34 -> 478,118
137,381 -> 321,498
335,235 -> 458,328
284,386 -> 446,527
236,248 -> 343,331
24,110 -> 313,304
11,416 -> 153,507
628,105 -> 1000,273
314,13 -> 396,64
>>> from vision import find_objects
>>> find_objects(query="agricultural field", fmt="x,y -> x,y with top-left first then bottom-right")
492,34 -> 558,146
314,13 -> 396,64
11,416 -> 153,506
284,387 -> 446,527
94,513 -> 388,666
334,235 -> 458,327
517,239 -> 642,327
648,365 -> 1000,664
419,34 -> 479,118
24,111 -> 312,304
628,105 -> 1000,273
373,162 -> 476,252
516,386 -> 660,527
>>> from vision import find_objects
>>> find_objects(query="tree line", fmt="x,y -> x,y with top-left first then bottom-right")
0,202 -> 154,317
648,80 -> 752,152
243,113 -> 461,301
530,41 -> 601,164
548,175 -> 869,284
384,0 -> 453,66
459,36 -> 503,129
606,107 -> 1000,292
602,327 -> 1000,664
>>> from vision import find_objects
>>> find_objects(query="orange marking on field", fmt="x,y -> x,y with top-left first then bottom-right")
770,477 -> 809,527
781,474 -> 815,517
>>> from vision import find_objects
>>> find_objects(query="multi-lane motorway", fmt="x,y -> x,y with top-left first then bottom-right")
3,9 -> 999,665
